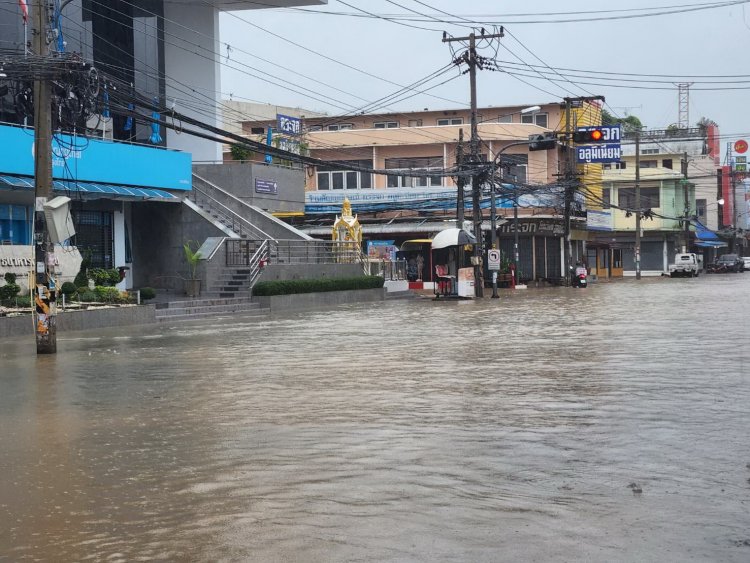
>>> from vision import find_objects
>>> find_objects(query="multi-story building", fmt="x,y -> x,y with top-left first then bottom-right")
0,1 -> 323,291
586,125 -> 724,276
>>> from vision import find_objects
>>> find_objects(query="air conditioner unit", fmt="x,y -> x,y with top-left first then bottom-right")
43,196 -> 75,244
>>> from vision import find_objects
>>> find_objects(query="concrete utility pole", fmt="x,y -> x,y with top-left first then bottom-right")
455,128 -> 465,228
32,0 -> 57,354
444,29 -> 504,297
682,152 -> 690,253
563,98 -> 573,285
635,130 -> 641,280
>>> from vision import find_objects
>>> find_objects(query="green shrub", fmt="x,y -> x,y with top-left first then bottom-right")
13,295 -> 31,308
89,268 -> 121,287
60,281 -> 77,296
4,272 -> 17,285
252,276 -> 384,297
74,270 -> 89,288
77,290 -> 99,302
0,282 -> 20,302
94,286 -> 121,303
139,287 -> 156,301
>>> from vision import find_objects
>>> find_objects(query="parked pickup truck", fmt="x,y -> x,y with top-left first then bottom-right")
668,253 -> 701,277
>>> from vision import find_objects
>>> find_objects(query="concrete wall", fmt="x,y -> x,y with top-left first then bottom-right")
130,201 -> 225,290
193,162 -> 305,213
0,305 -> 156,338
253,287 -> 385,314
163,3 -> 221,162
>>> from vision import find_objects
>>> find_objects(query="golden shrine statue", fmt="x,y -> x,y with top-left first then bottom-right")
331,198 -> 362,262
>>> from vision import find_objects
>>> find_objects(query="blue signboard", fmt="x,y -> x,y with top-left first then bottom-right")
277,114 -> 302,136
576,144 -> 622,164
0,124 -> 191,190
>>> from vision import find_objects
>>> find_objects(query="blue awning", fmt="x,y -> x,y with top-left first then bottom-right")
695,240 -> 727,248
0,175 -> 181,201
692,220 -> 722,242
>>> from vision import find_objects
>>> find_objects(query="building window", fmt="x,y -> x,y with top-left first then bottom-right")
639,160 -> 658,168
521,112 -> 548,128
437,118 -> 463,126
602,188 -> 611,209
617,187 -> 660,209
498,115 -> 513,123
641,148 -> 659,154
385,156 -> 443,188
0,205 -> 32,245
327,123 -> 353,131
374,121 -> 399,129
662,159 -> 673,169
250,127 -> 265,135
695,198 -> 707,219
308,125 -> 322,132
407,119 -> 423,127
316,160 -> 372,190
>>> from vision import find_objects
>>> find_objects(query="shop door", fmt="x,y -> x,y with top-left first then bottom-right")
611,248 -> 624,277
598,248 -> 609,278
586,248 -> 598,277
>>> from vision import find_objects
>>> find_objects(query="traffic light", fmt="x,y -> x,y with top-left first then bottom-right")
573,128 -> 606,143
528,133 -> 557,151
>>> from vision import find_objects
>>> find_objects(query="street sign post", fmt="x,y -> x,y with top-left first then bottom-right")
487,249 -> 501,271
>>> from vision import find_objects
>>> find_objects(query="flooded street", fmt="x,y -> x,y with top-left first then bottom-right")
2,276 -> 750,562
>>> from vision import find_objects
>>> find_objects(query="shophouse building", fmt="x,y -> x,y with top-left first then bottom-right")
230,102 -> 604,284
586,125 -> 724,277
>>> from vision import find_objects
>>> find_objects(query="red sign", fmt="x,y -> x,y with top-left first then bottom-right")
735,139 -> 748,154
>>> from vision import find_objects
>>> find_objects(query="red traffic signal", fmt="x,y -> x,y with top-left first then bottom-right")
573,128 -> 606,143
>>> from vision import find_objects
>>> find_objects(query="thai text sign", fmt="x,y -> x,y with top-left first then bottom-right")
576,144 -> 622,164
277,114 -> 301,136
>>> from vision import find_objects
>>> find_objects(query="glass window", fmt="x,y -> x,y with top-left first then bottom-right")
346,171 -> 357,188
374,121 -> 399,129
498,115 -> 513,123
696,198 -> 706,218
437,118 -> 463,126
521,113 -> 548,127
327,123 -> 353,131
407,119 -> 422,127
602,188 -> 611,209
385,156 -> 444,188
662,159 -> 673,169
640,160 -> 658,168
332,171 -> 344,190
360,172 -> 372,189
618,187 -> 660,209
317,173 -> 330,190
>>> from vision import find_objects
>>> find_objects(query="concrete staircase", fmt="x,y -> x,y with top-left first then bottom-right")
204,267 -> 256,298
154,296 -> 268,322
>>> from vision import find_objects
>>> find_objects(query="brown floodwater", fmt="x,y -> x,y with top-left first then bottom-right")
1,274 -> 749,562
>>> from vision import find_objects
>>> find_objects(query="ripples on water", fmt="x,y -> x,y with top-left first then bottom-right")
1,275 -> 749,561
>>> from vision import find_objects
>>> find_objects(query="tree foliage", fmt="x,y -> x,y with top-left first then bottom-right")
601,109 -> 643,132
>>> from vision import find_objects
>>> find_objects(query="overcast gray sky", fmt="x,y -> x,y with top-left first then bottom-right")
219,1 -> 750,154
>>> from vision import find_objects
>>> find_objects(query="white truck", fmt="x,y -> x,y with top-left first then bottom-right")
668,253 -> 701,278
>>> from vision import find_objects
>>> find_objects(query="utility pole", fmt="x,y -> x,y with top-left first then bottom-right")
635,130 -> 641,280
455,128 -> 465,228
32,0 -> 57,354
730,167 -> 738,253
563,98 -> 573,285
682,152 -> 690,253
444,29 -> 504,297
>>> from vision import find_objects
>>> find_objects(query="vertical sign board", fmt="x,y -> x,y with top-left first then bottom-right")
275,114 -> 303,156
576,125 -> 622,164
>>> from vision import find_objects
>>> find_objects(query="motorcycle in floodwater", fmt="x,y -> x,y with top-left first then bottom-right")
572,266 -> 588,288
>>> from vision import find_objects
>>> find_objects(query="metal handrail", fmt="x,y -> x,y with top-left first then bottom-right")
188,184 -> 275,241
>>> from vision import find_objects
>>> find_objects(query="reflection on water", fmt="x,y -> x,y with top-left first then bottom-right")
1,276 -> 750,561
